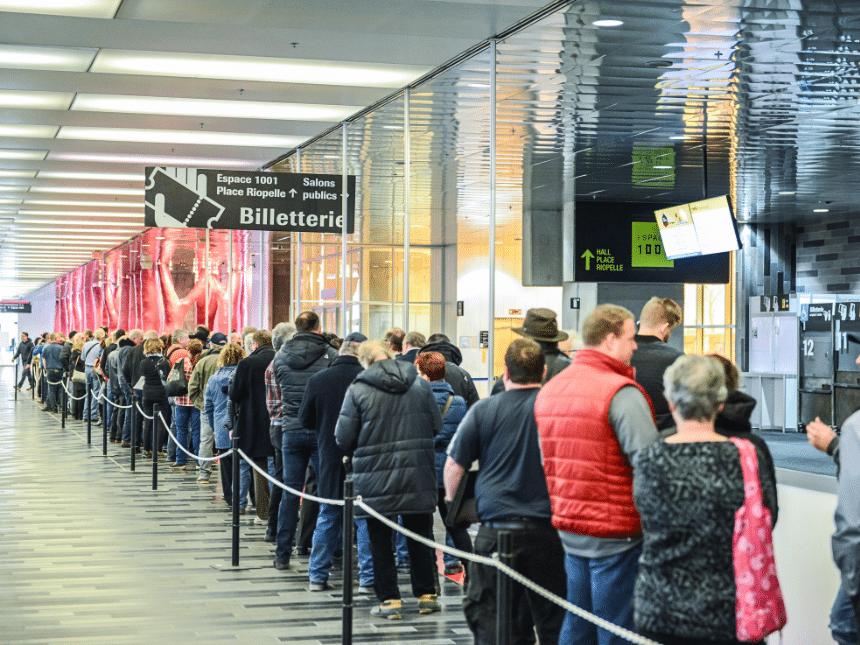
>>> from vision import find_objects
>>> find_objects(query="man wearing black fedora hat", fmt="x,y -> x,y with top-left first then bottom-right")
490,308 -> 571,395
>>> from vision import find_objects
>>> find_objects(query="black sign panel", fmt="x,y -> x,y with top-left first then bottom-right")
574,202 -> 731,283
144,168 -> 355,234
802,303 -> 833,332
0,300 -> 31,313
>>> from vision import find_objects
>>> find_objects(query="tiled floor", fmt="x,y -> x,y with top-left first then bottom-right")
0,370 -> 470,645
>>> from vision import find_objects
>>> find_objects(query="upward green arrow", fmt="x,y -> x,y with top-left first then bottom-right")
581,249 -> 595,270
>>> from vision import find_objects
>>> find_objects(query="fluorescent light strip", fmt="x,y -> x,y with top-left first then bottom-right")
0,170 -> 37,179
0,90 -> 74,110
0,199 -> 23,205
0,0 -> 121,19
12,221 -> 142,228
6,233 -> 131,240
0,44 -> 97,72
48,152 -> 253,167
28,186 -> 142,195
92,50 -> 427,89
17,210 -> 141,217
38,171 -> 143,182
0,187 -> 29,193
23,200 -> 141,207
72,94 -> 361,122
0,124 -> 59,138
0,149 -> 48,161
57,126 -> 303,148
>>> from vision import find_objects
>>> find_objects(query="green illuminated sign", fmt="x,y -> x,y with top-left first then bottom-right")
631,222 -> 674,268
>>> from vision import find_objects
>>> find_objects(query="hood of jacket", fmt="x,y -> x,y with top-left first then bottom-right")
354,358 -> 417,393
420,340 -> 462,365
118,338 -> 135,348
717,389 -> 757,433
278,332 -> 333,371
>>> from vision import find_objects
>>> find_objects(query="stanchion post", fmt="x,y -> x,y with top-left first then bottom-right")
61,376 -> 68,429
231,433 -> 240,567
497,530 -> 513,645
86,381 -> 92,445
14,362 -> 18,400
130,399 -> 137,472
152,403 -> 159,491
31,373 -> 34,400
342,477 -> 355,645
102,394 -> 108,456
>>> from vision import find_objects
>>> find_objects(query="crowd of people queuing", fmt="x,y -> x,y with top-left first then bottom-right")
10,297 -> 854,645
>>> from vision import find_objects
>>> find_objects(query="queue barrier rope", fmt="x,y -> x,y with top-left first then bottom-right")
96,388 -> 133,409
25,388 -> 659,645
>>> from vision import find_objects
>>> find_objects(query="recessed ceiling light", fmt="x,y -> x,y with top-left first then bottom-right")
48,152 -> 254,167
0,124 -> 59,138
38,171 -> 142,182
28,186 -> 142,195
0,90 -> 74,110
779,191 -> 795,195
0,149 -> 48,161
652,165 -> 673,169
592,19 -> 624,27
16,210 -> 141,217
383,125 -> 404,130
72,94 -> 360,122
467,83 -> 490,88
0,199 -> 23,205
57,126 -> 303,148
0,170 -> 37,179
670,136 -> 689,140
0,44 -> 96,72
92,50 -> 428,89
814,208 -> 829,213
23,200 -> 141,207
0,0 -> 121,19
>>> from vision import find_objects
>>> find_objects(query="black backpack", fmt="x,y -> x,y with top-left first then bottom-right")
164,358 -> 188,397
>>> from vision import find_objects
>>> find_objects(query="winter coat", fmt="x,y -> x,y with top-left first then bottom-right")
205,364 -> 238,450
188,348 -> 222,411
428,380 -> 467,488
272,332 -> 338,432
228,344 -> 276,460
419,340 -> 480,408
109,339 -> 134,392
139,353 -> 170,402
335,359 -> 442,518
124,343 -> 147,390
298,354 -> 364,499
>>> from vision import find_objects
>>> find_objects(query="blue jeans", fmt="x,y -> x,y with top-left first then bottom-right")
173,405 -> 200,466
275,429 -> 319,563
395,517 -> 410,566
103,382 -> 113,433
831,582 -> 858,645
308,502 -> 342,584
83,366 -> 100,420
355,518 -> 374,588
240,460 -> 251,509
560,545 -> 641,645
121,383 -> 134,443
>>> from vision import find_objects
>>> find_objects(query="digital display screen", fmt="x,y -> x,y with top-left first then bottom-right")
654,195 -> 741,260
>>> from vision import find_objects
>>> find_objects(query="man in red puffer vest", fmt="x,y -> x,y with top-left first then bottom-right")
534,304 -> 659,645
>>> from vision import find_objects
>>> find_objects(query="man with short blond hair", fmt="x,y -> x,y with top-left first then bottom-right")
631,296 -> 683,430
397,331 -> 425,364
534,304 -> 659,644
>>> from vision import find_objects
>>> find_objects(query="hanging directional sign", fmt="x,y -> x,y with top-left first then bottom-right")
574,201 -> 730,284
144,167 -> 355,234
0,300 -> 31,313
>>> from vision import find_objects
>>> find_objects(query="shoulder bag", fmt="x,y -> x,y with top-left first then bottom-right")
71,357 -> 86,384
729,436 -> 787,641
164,357 -> 189,397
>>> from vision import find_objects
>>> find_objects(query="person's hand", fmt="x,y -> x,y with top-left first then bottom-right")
806,417 -> 836,453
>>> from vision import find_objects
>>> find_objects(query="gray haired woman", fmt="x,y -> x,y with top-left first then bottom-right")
632,354 -> 778,645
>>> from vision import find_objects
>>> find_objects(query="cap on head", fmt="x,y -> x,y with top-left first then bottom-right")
344,331 -> 368,344
210,332 -> 228,346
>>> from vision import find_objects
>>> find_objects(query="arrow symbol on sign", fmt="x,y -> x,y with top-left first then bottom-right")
289,188 -> 297,197
581,249 -> 595,270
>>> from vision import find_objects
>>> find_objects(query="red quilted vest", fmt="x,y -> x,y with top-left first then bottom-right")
535,348 -> 653,539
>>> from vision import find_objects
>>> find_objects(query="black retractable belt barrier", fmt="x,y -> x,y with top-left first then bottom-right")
152,403 -> 159,490
497,531 -> 513,645
342,478 -> 355,645
130,399 -> 137,472
101,393 -> 107,456
231,432 -> 241,566
86,381 -> 92,445
61,376 -> 68,429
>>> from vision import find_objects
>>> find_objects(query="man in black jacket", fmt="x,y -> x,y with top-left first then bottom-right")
59,330 -> 76,376
630,296 -> 683,430
271,311 -> 338,571
335,341 -> 443,619
228,330 -> 276,519
13,332 -> 35,391
298,331 -> 372,592
419,333 -> 480,408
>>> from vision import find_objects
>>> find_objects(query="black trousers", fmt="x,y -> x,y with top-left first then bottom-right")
267,445 -> 283,532
464,523 -> 566,645
365,513 -> 437,603
219,452 -> 235,507
142,396 -> 171,453
437,490 -> 472,566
